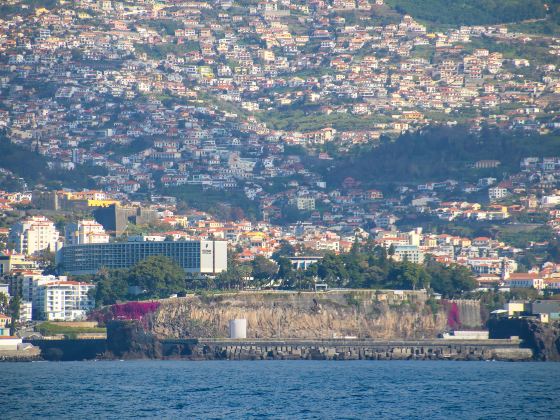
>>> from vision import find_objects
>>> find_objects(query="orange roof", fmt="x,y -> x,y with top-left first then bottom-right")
508,273 -> 541,280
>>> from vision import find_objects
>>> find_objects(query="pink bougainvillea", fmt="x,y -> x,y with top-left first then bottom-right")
111,301 -> 160,320
89,301 -> 160,325
443,300 -> 461,329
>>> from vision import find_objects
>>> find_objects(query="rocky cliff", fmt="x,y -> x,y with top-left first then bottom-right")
488,318 -> 560,361
105,320 -> 162,359
149,291 -> 451,340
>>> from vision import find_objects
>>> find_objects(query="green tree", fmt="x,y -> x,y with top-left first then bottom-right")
272,240 -> 296,260
276,256 -> 294,280
251,256 -> 278,284
127,256 -> 186,298
0,292 -> 9,314
426,262 -> 476,297
93,268 -> 128,306
9,295 -> 21,335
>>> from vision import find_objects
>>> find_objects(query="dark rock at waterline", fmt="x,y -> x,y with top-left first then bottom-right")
488,318 -> 560,361
105,320 -> 162,359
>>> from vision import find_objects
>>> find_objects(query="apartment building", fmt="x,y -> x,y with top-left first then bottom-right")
34,280 -> 95,321
8,216 -> 60,255
65,220 -> 110,245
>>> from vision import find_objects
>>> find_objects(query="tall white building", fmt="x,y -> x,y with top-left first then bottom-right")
35,280 -> 95,321
488,186 -> 508,202
65,220 -> 110,245
8,216 -> 60,256
16,273 -> 60,319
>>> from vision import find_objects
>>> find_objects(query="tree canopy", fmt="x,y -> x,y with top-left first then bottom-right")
386,0 -> 546,26
91,256 -> 186,305
319,126 -> 560,188
216,244 -> 476,297
89,245 -> 476,306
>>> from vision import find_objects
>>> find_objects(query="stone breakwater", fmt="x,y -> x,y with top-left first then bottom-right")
0,348 -> 41,362
165,338 -> 533,362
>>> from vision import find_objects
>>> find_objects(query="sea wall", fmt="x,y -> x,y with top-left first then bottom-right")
150,291 -> 450,340
26,339 -> 107,361
191,339 -> 532,362
99,321 -> 532,362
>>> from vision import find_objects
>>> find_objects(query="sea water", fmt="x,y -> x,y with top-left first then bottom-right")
2,360 -> 559,419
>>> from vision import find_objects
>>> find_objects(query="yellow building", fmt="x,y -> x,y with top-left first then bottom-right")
86,199 -> 120,208
505,302 -> 526,316
0,253 -> 38,274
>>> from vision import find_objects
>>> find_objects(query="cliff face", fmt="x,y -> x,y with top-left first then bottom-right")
488,318 -> 560,361
106,320 -> 162,359
150,291 -> 449,340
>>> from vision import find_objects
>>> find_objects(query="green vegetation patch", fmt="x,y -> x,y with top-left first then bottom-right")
498,226 -> 554,248
317,126 -> 560,187
463,37 -> 559,67
36,322 -> 106,336
165,184 -> 259,221
0,0 -> 59,17
0,135 -> 106,190
385,0 -> 547,26
261,108 -> 391,132
508,19 -> 560,36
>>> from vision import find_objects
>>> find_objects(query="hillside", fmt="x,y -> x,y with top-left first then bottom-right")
316,126 -> 560,188
0,136 -> 106,191
385,0 -> 547,26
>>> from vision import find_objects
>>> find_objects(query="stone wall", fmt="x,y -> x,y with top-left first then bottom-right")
184,339 -> 533,362
451,299 -> 482,327
0,347 -> 41,362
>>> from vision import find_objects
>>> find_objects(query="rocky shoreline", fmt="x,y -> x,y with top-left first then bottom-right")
488,318 -> 560,361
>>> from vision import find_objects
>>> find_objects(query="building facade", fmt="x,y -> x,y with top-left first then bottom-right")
57,240 -> 227,275
93,204 -> 158,235
35,281 -> 95,321
392,245 -> 425,264
8,216 -> 60,256
488,186 -> 508,202
65,220 -> 110,245
0,252 -> 38,274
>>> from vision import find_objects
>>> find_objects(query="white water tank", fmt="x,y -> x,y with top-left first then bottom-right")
229,319 -> 247,339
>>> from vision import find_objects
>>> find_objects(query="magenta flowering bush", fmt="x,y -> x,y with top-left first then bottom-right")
443,301 -> 461,329
89,301 -> 160,325
111,301 -> 160,320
